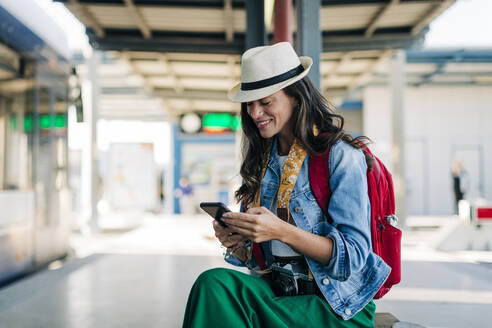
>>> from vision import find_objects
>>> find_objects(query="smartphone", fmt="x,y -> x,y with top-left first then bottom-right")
199,202 -> 231,227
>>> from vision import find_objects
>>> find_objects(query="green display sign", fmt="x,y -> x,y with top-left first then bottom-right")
40,115 -> 52,130
202,113 -> 232,129
54,114 -> 67,128
7,114 -> 66,132
9,116 -> 17,130
40,114 -> 67,130
232,115 -> 241,131
202,113 -> 241,133
24,115 -> 33,133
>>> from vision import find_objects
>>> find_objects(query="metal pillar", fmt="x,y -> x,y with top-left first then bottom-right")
172,124 -> 181,214
87,50 -> 100,232
245,0 -> 267,50
273,0 -> 293,44
295,0 -> 321,89
390,50 -> 407,228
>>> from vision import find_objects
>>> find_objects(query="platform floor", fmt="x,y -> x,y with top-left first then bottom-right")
1,214 -> 492,327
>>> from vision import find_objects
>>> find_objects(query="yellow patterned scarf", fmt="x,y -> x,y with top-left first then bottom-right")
251,138 -> 307,221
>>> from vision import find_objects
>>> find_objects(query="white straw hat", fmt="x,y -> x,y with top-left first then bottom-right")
228,42 -> 312,103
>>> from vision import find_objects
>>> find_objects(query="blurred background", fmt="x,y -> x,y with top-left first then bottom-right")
0,0 -> 491,327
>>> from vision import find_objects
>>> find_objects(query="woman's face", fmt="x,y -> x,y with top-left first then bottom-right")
246,89 -> 297,139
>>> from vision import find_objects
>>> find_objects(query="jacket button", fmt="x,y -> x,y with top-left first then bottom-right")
294,206 -> 302,213
322,278 -> 329,285
345,309 -> 352,315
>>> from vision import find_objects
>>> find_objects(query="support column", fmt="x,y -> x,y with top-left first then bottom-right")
172,124 -> 181,214
390,50 -> 407,228
273,0 -> 293,44
87,50 -> 100,232
245,0 -> 267,50
295,0 -> 321,89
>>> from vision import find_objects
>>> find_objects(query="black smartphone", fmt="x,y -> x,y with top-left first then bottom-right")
199,202 -> 231,227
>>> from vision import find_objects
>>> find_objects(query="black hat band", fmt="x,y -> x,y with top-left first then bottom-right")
240,64 -> 304,91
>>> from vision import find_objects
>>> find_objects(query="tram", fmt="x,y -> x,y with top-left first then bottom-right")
0,0 -> 72,284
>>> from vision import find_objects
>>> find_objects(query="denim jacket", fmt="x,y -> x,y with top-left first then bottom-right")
226,138 -> 391,320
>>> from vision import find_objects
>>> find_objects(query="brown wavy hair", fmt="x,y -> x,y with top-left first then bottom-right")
235,76 -> 371,206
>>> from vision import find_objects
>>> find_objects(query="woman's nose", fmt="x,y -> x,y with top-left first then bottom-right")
248,103 -> 263,119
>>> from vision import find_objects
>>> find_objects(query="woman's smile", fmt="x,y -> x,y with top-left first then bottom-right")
256,119 -> 273,129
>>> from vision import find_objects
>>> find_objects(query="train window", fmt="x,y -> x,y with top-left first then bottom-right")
55,94 -> 68,191
0,53 -> 35,192
0,94 -> 31,191
35,86 -> 53,226
0,102 -> 5,188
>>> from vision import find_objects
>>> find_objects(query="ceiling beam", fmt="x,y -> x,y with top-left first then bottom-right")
88,34 -> 244,54
224,0 -> 234,42
158,54 -> 184,94
411,0 -> 456,36
152,88 -> 228,101
325,52 -> 352,82
365,0 -> 399,38
68,0 -> 105,37
323,30 -> 426,52
122,53 -> 153,93
123,0 -> 152,39
227,55 -> 237,88
88,31 -> 424,54
344,49 -> 393,96
121,52 -> 174,115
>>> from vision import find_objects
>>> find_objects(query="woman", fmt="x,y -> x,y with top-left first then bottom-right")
183,42 -> 390,327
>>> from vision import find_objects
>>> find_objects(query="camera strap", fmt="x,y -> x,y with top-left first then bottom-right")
252,138 -> 307,221
234,138 -> 307,274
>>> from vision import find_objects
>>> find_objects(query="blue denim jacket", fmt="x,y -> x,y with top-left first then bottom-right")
226,139 -> 391,320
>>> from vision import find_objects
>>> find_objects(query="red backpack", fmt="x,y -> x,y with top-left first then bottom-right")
309,144 -> 402,299
250,142 -> 402,299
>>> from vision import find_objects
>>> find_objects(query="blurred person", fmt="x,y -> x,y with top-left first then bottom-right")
175,176 -> 195,215
182,42 -> 390,327
452,160 -> 468,214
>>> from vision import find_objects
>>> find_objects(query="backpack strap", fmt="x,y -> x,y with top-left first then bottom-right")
252,243 -> 267,270
309,147 -> 332,221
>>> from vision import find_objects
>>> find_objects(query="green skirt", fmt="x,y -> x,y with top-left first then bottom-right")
183,268 -> 375,328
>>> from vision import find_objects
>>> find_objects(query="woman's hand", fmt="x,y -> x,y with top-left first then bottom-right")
222,207 -> 289,244
212,220 -> 248,248
223,207 -> 334,265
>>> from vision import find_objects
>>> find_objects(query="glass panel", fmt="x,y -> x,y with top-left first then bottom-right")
0,100 -> 5,187
35,86 -> 53,227
54,94 -> 68,192
0,59 -> 33,191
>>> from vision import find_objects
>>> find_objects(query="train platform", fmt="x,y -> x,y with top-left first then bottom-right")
1,214 -> 492,328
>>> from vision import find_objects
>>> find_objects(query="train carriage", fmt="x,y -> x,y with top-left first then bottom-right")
0,0 -> 72,284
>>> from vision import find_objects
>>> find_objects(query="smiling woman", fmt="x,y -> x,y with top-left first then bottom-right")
245,90 -> 296,154
182,42 -> 390,327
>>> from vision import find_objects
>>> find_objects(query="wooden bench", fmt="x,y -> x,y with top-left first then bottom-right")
375,313 -> 426,328
375,312 -> 399,328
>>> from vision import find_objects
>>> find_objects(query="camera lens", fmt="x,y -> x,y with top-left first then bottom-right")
272,276 -> 297,297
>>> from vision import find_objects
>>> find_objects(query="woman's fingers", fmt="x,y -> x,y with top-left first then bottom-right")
212,219 -> 250,246
223,217 -> 255,231
223,211 -> 256,222
227,225 -> 254,239
246,206 -> 268,215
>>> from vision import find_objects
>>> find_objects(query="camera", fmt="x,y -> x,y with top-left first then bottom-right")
270,262 -> 314,297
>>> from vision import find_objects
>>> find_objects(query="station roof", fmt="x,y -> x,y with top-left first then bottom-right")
58,0 -> 455,53
76,48 -> 492,120
60,0 -> 469,120
0,0 -> 71,60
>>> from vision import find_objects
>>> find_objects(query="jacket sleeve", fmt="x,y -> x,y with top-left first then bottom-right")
316,141 -> 372,281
